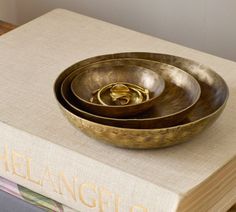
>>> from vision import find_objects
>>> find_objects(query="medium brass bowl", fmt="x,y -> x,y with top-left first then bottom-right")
61,59 -> 201,128
54,52 -> 229,149
70,63 -> 165,118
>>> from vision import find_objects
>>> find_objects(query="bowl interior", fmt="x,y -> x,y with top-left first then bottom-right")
71,64 -> 165,106
60,59 -> 201,124
55,53 -> 229,148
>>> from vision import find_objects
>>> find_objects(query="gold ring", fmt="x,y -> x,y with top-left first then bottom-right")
97,82 -> 147,106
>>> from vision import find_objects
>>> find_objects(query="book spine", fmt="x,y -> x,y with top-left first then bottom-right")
0,121 -> 179,212
0,176 -> 73,212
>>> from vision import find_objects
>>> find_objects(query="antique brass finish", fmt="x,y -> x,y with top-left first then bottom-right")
105,83 -> 133,105
97,82 -> 148,106
70,63 -> 165,117
62,59 -> 201,127
54,52 -> 229,149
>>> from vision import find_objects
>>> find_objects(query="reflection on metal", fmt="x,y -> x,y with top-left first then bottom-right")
54,52 -> 229,149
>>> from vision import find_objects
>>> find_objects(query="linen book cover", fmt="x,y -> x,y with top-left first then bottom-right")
0,176 -> 235,212
0,9 -> 235,212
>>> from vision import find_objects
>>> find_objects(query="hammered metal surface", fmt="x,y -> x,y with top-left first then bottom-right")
70,62 -> 165,118
61,59 -> 201,128
54,52 -> 228,149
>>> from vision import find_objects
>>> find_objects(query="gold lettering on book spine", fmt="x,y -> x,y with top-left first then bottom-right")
79,182 -> 97,208
59,172 -> 77,201
130,205 -> 148,212
98,187 -> 113,212
115,194 -> 120,212
0,144 -> 9,172
40,166 -> 58,193
12,150 -> 26,179
0,144 -> 149,211
26,157 -> 40,185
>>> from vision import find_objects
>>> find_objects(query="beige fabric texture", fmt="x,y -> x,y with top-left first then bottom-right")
0,9 -> 235,211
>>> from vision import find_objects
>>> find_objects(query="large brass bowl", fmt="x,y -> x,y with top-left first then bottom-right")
70,62 -> 165,118
61,59 -> 201,128
54,52 -> 229,149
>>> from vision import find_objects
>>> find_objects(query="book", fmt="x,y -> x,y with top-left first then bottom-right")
0,176 -> 73,211
0,177 -> 235,212
0,8 -> 235,211
1,177 -> 235,212
0,189 -> 44,212
1,178 -> 236,212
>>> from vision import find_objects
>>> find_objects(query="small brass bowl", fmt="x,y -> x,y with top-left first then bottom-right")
54,52 -> 229,149
61,59 -> 201,128
70,63 -> 165,117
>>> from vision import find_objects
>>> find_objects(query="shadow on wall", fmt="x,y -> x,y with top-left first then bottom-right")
9,0 -> 236,61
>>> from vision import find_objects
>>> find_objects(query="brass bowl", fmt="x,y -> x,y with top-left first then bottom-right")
54,52 -> 229,149
70,63 -> 165,118
61,59 -> 201,128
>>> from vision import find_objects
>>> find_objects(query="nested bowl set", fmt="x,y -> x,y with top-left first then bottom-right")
54,52 -> 229,149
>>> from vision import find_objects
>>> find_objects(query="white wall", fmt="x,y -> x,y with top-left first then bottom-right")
1,0 -> 236,61
0,0 -> 17,23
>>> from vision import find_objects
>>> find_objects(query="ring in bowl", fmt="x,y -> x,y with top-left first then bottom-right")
61,59 -> 201,128
97,82 -> 148,105
54,52 -> 228,149
70,64 -> 165,118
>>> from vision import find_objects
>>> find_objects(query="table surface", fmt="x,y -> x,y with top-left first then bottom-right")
0,19 -> 235,212
0,21 -> 16,35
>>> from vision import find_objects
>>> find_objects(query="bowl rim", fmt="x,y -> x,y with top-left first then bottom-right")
60,100 -> 227,132
54,52 -> 229,131
60,58 -> 201,122
70,63 -> 165,108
